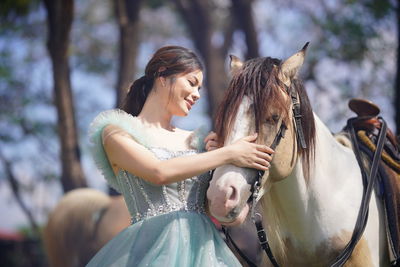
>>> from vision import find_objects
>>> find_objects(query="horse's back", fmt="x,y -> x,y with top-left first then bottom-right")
43,188 -> 111,267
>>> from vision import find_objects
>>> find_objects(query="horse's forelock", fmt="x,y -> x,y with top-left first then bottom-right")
215,56 -> 316,180
215,57 -> 290,144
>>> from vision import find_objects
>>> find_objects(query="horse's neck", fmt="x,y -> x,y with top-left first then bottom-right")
260,113 -> 363,260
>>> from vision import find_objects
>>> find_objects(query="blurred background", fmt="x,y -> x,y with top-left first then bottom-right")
0,0 -> 398,265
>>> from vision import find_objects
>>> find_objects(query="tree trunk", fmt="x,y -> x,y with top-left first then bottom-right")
114,0 -> 144,108
230,0 -> 259,59
395,3 -> 400,136
43,0 -> 87,192
172,0 -> 229,118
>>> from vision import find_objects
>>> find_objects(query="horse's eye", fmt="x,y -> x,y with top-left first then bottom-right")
272,114 -> 280,123
265,114 -> 279,124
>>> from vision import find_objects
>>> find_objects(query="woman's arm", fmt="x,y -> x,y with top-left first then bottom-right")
102,125 -> 273,185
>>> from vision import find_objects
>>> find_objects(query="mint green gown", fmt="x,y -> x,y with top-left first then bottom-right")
86,109 -> 241,267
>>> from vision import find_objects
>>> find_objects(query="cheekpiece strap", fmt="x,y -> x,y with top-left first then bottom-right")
290,87 -> 307,149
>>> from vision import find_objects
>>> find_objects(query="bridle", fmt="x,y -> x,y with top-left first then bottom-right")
223,84 -> 305,267
220,84 -> 389,266
247,83 -> 306,203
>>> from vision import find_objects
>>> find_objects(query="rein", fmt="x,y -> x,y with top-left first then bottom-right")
330,116 -> 387,266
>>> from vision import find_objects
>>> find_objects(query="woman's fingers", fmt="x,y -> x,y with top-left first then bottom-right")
204,131 -> 218,143
242,133 -> 258,142
256,144 -> 274,154
256,151 -> 272,162
205,141 -> 220,151
254,158 -> 270,168
252,162 -> 269,171
204,131 -> 223,151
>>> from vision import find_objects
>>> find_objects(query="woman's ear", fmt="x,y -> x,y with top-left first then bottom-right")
160,77 -> 166,87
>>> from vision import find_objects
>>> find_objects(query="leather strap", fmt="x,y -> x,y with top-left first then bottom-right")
222,227 -> 258,267
270,123 -> 287,150
331,116 -> 387,266
291,89 -> 307,149
255,217 -> 280,267
247,116 -> 387,267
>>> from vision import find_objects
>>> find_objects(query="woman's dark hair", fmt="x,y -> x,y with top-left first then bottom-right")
122,46 -> 203,116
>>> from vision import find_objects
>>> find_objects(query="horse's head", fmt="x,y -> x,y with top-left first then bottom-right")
207,43 -> 316,225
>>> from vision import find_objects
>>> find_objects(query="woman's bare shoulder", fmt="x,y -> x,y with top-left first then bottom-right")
102,124 -> 136,146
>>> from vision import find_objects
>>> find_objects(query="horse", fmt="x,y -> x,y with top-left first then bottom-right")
42,188 -> 130,267
206,43 -> 393,266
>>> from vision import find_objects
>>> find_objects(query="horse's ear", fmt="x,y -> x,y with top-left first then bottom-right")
279,42 -> 309,87
229,55 -> 244,75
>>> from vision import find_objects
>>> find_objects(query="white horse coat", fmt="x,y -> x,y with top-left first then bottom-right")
207,47 -> 389,266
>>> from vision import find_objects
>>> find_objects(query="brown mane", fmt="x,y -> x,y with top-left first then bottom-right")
214,56 -> 316,178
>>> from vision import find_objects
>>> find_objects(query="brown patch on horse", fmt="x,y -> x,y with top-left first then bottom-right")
43,189 -> 113,267
328,231 -> 373,267
262,231 -> 373,266
97,196 -> 130,245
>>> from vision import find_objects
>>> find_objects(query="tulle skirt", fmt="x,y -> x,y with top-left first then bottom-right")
86,211 -> 241,267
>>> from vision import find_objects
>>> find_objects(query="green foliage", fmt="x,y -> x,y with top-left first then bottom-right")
323,17 -> 376,61
313,0 -> 395,62
364,0 -> 395,19
145,0 -> 166,9
71,0 -> 117,74
0,0 -> 40,22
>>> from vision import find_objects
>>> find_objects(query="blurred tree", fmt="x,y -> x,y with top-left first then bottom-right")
114,0 -> 144,108
0,0 -> 40,22
171,0 -> 229,117
396,3 -> 399,135
281,0 -> 397,132
230,0 -> 259,59
0,0 -> 58,233
171,0 -> 260,118
43,0 -> 87,191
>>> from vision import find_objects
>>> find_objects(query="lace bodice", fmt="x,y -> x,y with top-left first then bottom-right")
116,147 -> 211,224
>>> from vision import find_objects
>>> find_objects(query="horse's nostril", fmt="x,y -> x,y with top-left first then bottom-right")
227,186 -> 237,201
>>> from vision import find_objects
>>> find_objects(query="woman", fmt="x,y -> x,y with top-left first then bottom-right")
87,46 -> 273,266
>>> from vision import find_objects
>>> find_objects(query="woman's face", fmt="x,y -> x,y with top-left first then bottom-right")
166,70 -> 203,116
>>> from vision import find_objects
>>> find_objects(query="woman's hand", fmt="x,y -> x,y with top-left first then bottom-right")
227,133 -> 274,171
204,131 -> 222,151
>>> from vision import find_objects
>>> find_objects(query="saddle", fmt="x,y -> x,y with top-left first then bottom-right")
346,98 -> 400,264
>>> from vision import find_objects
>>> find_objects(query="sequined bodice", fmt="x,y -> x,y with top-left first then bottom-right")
115,147 -> 211,224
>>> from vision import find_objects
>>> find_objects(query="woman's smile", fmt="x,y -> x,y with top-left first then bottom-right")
185,98 -> 195,110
